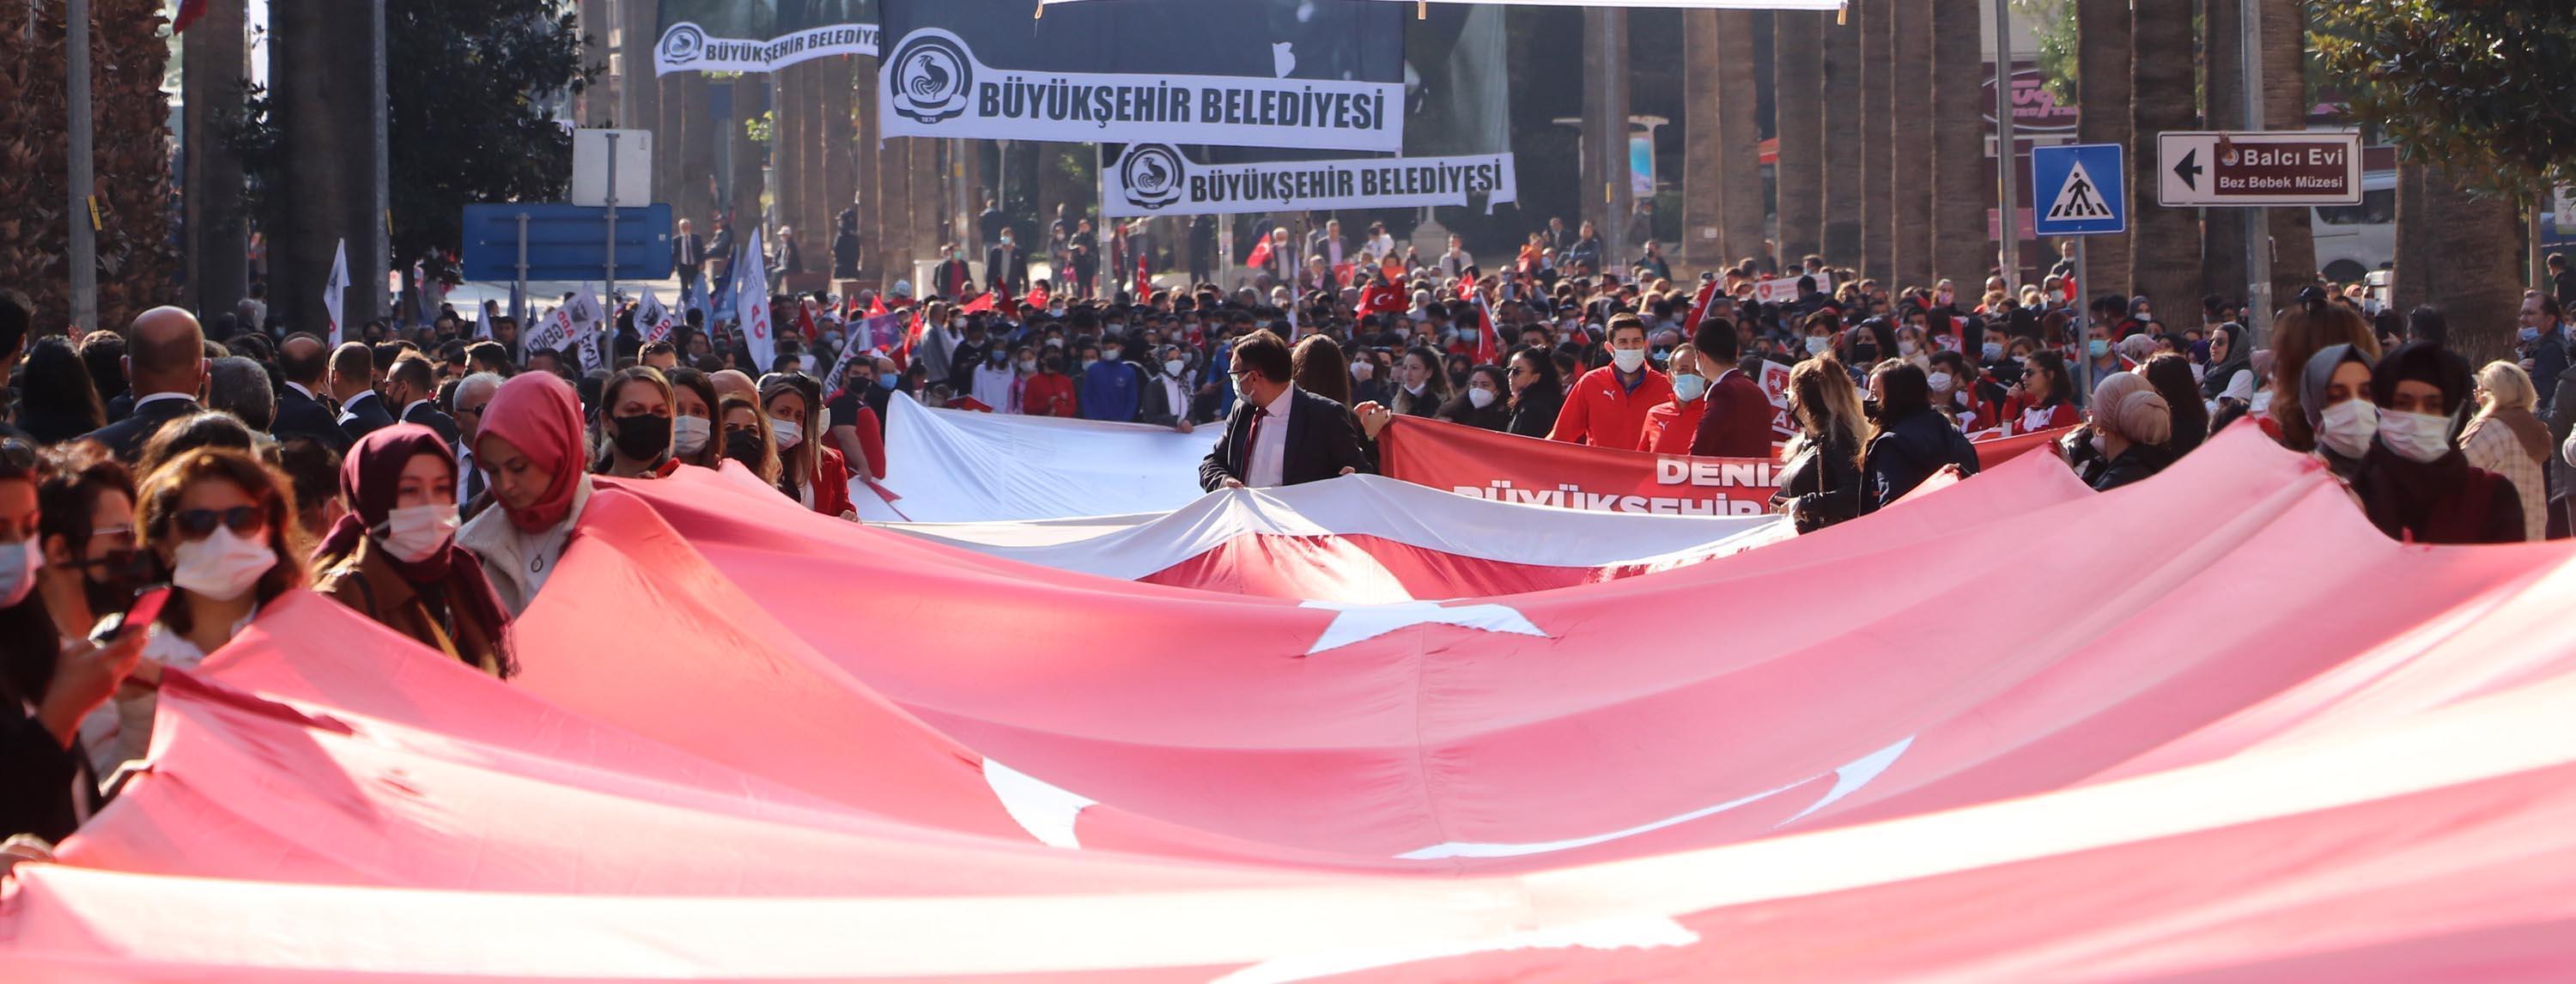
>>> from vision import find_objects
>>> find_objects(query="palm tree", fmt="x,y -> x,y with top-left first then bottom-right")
1716,11 -> 1765,266
1858,0 -> 1893,282
1684,11 -> 1724,272
2075,0 -> 2132,300
2409,165 -> 2525,365
1775,11 -> 1825,263
1888,0 -> 1933,289
1820,6 -> 1862,267
2128,0 -> 2200,313
2259,0 -> 2315,315
2198,0 -> 2248,310
1928,0 -> 1985,287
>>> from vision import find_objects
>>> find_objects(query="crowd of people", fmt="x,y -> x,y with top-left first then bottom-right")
3,215 -> 2569,859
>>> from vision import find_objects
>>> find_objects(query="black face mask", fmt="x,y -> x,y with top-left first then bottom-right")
1852,345 -> 1879,363
611,414 -> 672,462
1862,398 -> 1883,422
723,428 -> 766,467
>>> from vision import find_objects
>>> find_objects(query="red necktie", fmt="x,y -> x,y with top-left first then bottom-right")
1243,406 -> 1270,477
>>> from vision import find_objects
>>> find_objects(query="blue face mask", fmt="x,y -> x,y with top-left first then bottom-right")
1672,373 -> 1708,402
2521,326 -> 2543,343
2088,338 -> 2111,358
877,374 -> 898,390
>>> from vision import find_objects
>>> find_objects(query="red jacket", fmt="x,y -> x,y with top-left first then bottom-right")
1642,398 -> 1705,455
1549,365 -> 1674,452
808,446 -> 855,516
1020,371 -> 1078,417
1689,367 -> 1774,459
2002,393 -> 2083,434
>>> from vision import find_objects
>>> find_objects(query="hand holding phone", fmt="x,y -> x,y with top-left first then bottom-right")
91,585 -> 171,646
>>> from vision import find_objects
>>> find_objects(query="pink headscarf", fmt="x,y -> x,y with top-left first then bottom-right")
477,373 -> 586,533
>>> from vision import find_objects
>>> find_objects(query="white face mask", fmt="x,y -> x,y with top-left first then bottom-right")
673,416 -> 713,455
1611,348 -> 1648,373
1467,386 -> 1498,409
2316,398 -> 2379,459
172,526 -> 277,603
1899,340 -> 1919,356
1805,336 -> 1832,355
769,417 -> 804,450
1350,360 -> 1374,381
1926,371 -> 1954,392
1163,359 -> 1187,377
0,541 -> 40,609
376,503 -> 459,563
2376,407 -> 2453,464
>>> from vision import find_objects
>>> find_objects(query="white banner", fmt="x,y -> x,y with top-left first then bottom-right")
1099,143 -> 1517,219
739,228 -> 776,372
637,288 -> 677,345
1750,271 -> 1833,306
322,239 -> 349,348
878,28 -> 1403,153
653,21 -> 880,76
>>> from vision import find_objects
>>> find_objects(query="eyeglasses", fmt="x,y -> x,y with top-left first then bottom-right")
173,506 -> 265,540
1228,367 -> 1257,379
459,403 -> 489,418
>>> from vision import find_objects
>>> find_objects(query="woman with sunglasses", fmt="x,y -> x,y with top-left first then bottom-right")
1,438 -> 146,844
313,426 -> 515,678
457,372 -> 593,617
92,447 -> 304,773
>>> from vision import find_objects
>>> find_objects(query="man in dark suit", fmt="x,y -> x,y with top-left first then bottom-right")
671,219 -> 707,308
79,307 -> 210,465
328,342 -> 395,444
1688,318 -> 1777,459
383,355 -> 460,448
1199,329 -> 1370,491
984,229 -> 1030,297
271,332 -> 350,453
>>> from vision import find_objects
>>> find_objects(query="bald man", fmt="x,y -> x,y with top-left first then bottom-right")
708,368 -> 758,407
271,332 -> 350,452
80,307 -> 210,464
329,341 -> 397,442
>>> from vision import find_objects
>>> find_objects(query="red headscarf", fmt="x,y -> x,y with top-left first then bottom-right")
477,372 -> 587,533
313,423 -> 517,677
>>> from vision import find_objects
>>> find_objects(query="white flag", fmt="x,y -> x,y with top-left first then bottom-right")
571,284 -> 608,374
637,288 -> 675,344
739,228 -> 775,373
323,239 -> 350,347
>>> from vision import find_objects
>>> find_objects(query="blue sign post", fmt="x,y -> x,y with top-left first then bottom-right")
459,203 -> 675,297
2030,143 -> 2128,237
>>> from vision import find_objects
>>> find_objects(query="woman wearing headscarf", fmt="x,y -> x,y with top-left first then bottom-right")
2061,371 -> 2172,492
2461,361 -> 2550,542
2266,288 -> 2380,452
2198,321 -> 2257,411
2140,354 -> 2209,458
2354,342 -> 2523,544
313,425 -> 515,677
457,373 -> 594,615
2299,343 -> 2378,483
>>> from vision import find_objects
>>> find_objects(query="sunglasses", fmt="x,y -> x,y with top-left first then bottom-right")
459,403 -> 489,417
173,506 -> 265,540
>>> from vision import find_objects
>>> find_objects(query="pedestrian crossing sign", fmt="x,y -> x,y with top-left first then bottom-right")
2031,143 -> 2129,236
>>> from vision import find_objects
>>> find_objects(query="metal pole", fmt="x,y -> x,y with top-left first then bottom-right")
605,131 -> 622,302
2075,235 -> 2093,408
514,212 -> 531,325
1601,9 -> 1628,276
67,0 -> 98,332
1991,0 -> 2019,289
2239,0 -> 2271,344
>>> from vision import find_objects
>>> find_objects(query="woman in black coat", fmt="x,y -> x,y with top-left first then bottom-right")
1772,357 -> 1869,532
1860,362 -> 1980,513
1504,347 -> 1564,438
1437,366 -> 1514,432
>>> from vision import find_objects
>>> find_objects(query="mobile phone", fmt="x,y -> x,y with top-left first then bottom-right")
90,585 -> 172,645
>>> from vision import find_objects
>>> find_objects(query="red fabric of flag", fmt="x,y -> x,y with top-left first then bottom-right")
173,0 -> 209,33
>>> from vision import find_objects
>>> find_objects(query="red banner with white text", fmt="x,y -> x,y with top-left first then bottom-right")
1379,415 -> 2069,515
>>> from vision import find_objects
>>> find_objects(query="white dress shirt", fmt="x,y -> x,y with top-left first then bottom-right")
1244,385 -> 1296,489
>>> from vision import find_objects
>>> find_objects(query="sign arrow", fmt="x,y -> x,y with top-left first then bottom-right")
2172,148 -> 2202,191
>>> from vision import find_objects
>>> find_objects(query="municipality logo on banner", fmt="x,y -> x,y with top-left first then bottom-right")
653,21 -> 880,75
878,28 -> 1403,153
1100,143 -> 1517,218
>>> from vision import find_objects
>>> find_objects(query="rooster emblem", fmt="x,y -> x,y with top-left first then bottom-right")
888,32 -> 974,124
1121,145 -> 1186,210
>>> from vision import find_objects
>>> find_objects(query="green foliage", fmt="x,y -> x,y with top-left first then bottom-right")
2315,0 -> 2576,192
744,109 -> 773,144
2013,0 -> 2079,105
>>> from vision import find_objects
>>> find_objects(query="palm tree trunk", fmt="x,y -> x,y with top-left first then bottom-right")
1716,11 -> 1766,268
2075,0 -> 2132,301
1927,0 -> 1985,287
2128,0 -> 2199,314
1820,7 -> 1862,268
678,74 -> 718,233
2416,167 -> 2524,367
2198,0 -> 2248,312
2259,0 -> 2315,315
183,0 -> 249,319
1774,11 -> 1825,264
1858,0 -> 1893,282
824,58 -> 858,282
2391,160 -> 2430,315
1888,0 -> 1932,289
1683,11 -> 1725,273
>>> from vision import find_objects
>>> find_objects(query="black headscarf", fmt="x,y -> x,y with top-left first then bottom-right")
2200,322 -> 2252,402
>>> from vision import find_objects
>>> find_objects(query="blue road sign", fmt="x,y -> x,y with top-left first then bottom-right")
2031,143 -> 2128,237
459,203 -> 674,282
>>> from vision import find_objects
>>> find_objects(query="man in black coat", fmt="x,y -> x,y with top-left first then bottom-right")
270,333 -> 350,453
328,342 -> 396,445
985,230 -> 1030,297
671,219 -> 707,308
1199,329 -> 1371,491
79,307 -> 210,465
383,355 -> 460,448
